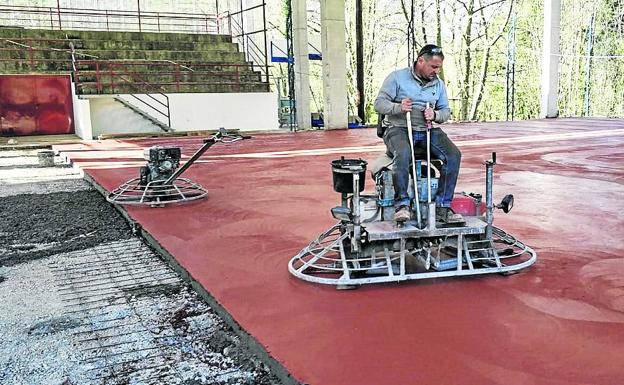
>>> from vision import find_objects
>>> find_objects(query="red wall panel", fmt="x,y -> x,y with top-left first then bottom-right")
0,75 -> 74,136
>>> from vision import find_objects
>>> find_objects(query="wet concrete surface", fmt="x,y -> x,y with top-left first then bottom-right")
56,118 -> 624,385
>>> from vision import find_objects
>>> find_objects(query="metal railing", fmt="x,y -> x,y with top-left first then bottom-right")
73,59 -> 173,129
0,4 -> 220,34
219,1 -> 270,84
73,60 -> 266,91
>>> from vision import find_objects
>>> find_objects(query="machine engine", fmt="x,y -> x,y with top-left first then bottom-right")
139,146 -> 182,185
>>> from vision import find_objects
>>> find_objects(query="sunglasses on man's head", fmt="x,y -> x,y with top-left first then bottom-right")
419,46 -> 443,57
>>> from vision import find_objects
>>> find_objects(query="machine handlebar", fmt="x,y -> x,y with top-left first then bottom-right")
204,128 -> 252,143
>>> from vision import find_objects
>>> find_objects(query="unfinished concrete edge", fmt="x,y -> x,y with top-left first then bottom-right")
82,173 -> 302,385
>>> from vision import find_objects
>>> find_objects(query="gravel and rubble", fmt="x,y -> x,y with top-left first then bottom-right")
0,148 -> 282,385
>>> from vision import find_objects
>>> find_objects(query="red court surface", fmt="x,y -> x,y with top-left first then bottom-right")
56,118 -> 624,385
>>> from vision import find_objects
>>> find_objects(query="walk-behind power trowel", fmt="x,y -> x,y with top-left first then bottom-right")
107,128 -> 250,207
288,112 -> 536,288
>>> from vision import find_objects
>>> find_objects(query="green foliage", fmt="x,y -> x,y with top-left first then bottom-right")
274,0 -> 624,122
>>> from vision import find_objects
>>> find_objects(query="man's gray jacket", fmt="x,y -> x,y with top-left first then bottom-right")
374,67 -> 451,131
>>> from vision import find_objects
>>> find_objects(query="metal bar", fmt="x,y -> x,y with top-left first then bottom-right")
485,156 -> 494,240
74,317 -> 138,332
426,103 -> 432,203
137,0 -> 142,32
28,39 -> 34,69
53,250 -> 148,271
165,94 -> 171,128
84,346 -> 162,363
355,0 -> 365,123
175,63 -> 180,92
583,13 -> 595,116
129,94 -> 168,116
61,273 -> 179,297
80,339 -> 141,352
56,0 -> 62,29
59,265 -> 174,290
94,363 -> 168,380
72,321 -> 142,336
215,0 -> 220,33
262,1 -> 268,84
457,233 -> 463,271
50,243 -> 145,263
228,3 -> 265,17
406,111 -> 422,226
95,61 -> 101,92
61,277 -> 179,301
59,270 -> 177,294
109,64 -> 114,93
163,139 -> 218,185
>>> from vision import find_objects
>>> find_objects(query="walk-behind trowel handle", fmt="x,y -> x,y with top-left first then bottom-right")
210,127 -> 252,143
164,128 -> 251,185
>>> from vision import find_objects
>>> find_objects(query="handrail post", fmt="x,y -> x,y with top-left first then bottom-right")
96,61 -> 102,93
109,63 -> 114,93
157,12 -> 160,32
137,0 -> 142,32
105,10 -> 109,31
262,1 -> 268,84
56,0 -> 62,30
215,1 -> 220,33
175,63 -> 180,92
165,94 -> 171,129
28,39 -> 34,70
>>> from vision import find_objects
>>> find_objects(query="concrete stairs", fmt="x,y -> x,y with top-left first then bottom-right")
113,96 -> 171,132
0,27 -> 269,94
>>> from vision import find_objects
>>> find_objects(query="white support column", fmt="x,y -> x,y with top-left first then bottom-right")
320,0 -> 348,130
293,0 -> 311,130
541,0 -> 561,118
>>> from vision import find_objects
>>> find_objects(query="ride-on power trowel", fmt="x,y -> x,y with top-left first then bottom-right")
288,111 -> 536,288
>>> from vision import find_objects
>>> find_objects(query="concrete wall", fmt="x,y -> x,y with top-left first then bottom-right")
85,92 -> 279,138
71,84 -> 93,140
168,92 -> 279,132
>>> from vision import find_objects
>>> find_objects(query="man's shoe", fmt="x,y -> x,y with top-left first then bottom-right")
394,205 -> 411,222
436,207 -> 464,223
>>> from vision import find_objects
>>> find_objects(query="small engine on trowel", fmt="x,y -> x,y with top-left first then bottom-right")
139,146 -> 182,185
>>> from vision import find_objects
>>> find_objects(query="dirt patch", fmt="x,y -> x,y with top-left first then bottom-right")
0,190 -> 132,266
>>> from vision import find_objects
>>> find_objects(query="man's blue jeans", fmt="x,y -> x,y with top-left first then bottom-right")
383,126 -> 461,208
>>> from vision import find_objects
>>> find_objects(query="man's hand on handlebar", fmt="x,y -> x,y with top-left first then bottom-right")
400,98 -> 412,113
423,105 -> 435,122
